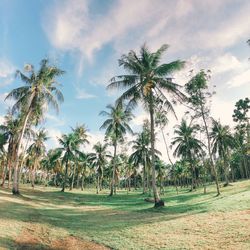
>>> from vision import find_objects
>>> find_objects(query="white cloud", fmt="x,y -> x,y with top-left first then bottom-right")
198,2 -> 250,50
0,58 -> 15,87
45,113 -> 65,126
46,128 -> 62,149
76,88 -> 96,99
0,115 -> 5,124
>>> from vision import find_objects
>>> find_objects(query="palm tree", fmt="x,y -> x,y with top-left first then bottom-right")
57,132 -> 79,192
89,142 -> 111,194
108,44 -> 185,207
172,119 -> 204,190
70,124 -> 88,190
129,130 -> 151,193
100,102 -> 133,196
27,129 -> 48,188
155,159 -> 166,194
0,112 -> 22,188
210,119 -> 235,186
5,59 -> 64,194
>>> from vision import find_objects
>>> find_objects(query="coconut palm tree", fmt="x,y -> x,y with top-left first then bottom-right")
129,130 -> 151,193
155,159 -> 166,194
100,102 -> 133,196
172,119 -> 204,190
5,59 -> 64,194
27,129 -> 48,188
108,44 -> 185,207
88,142 -> 111,194
57,132 -> 79,192
210,119 -> 235,186
0,112 -> 22,188
70,124 -> 89,190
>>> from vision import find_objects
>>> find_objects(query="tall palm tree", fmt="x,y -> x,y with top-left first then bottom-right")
89,142 -> 111,194
100,102 -> 133,196
210,119 -> 235,186
5,59 -> 64,194
27,129 -> 48,188
108,44 -> 185,207
172,119 -> 204,190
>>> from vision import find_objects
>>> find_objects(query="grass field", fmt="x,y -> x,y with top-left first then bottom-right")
0,180 -> 250,250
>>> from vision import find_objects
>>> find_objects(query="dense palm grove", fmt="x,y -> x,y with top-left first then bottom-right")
0,45 -> 249,208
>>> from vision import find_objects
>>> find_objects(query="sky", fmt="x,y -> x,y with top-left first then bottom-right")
0,0 -> 250,156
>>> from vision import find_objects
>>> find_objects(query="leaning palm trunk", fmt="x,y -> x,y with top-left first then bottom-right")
12,109 -> 32,195
200,108 -> 220,196
161,129 -> 174,166
149,94 -> 164,207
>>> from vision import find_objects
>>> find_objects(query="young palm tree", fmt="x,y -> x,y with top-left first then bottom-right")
57,133 -> 79,192
129,130 -> 151,193
70,124 -> 89,190
5,59 -> 64,194
100,102 -> 133,196
27,129 -> 48,188
108,44 -> 185,207
0,112 -> 22,188
172,119 -> 204,190
210,119 -> 235,186
88,142 -> 111,194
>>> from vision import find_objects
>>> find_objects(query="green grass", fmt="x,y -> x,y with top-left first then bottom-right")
0,180 -> 250,249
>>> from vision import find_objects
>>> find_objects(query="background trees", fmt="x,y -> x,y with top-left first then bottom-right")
0,44 -> 249,209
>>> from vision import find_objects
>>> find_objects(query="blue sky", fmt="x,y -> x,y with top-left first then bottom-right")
0,0 -> 250,152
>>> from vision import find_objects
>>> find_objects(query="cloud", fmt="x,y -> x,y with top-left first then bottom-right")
46,128 -> 62,149
45,113 -> 65,126
0,58 -> 15,87
76,88 -> 96,99
198,1 -> 250,50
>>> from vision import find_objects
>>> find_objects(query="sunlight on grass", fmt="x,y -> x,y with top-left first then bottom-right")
0,180 -> 249,249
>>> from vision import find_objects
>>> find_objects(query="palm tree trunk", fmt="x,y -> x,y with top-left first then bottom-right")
200,107 -> 220,196
149,93 -> 164,207
70,162 -> 77,190
81,174 -> 84,191
96,175 -> 99,194
161,129 -> 174,165
76,166 -> 80,189
12,109 -> 32,195
61,158 -> 69,192
109,143 -> 117,196
143,164 -> 146,194
1,159 -> 6,187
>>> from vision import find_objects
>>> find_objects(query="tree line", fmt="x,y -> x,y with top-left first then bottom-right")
0,44 -> 249,208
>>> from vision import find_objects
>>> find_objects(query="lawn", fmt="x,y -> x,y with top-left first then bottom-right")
0,180 -> 250,249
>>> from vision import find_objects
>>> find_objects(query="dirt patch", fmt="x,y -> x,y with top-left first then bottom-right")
15,225 -> 110,250
51,236 -> 110,250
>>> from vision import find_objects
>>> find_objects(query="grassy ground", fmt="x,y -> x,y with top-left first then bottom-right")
0,180 -> 250,250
